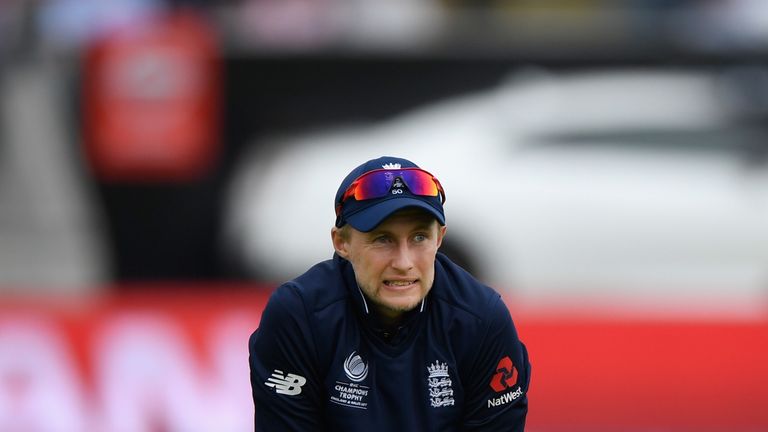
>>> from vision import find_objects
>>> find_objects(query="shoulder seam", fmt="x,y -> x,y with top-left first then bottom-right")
430,288 -> 501,323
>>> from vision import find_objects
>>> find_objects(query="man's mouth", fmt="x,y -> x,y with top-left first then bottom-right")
383,279 -> 417,289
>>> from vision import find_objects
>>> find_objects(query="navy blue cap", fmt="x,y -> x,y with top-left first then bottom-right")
334,156 -> 446,232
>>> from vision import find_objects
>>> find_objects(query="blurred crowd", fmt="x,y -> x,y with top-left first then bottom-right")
1,0 -> 768,57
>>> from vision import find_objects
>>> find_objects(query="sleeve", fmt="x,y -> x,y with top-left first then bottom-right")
461,295 -> 531,431
249,284 -> 327,431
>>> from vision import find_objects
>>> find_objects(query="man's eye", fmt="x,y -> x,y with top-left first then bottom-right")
414,234 -> 427,242
374,236 -> 390,243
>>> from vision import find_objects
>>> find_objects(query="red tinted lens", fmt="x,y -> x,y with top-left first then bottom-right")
352,170 -> 398,201
398,170 -> 439,197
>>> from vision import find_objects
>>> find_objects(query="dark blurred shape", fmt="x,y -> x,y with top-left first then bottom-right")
79,9 -> 225,283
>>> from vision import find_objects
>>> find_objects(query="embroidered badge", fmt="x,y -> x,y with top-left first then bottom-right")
427,361 -> 455,408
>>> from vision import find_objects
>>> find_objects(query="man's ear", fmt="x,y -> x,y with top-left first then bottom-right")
331,227 -> 349,258
436,225 -> 447,249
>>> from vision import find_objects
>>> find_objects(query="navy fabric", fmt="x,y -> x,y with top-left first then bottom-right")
249,253 -> 530,431
334,156 -> 445,231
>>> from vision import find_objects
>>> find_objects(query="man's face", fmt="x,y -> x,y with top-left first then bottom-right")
332,209 -> 446,322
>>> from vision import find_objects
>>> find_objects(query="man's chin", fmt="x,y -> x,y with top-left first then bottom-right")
382,298 -> 421,314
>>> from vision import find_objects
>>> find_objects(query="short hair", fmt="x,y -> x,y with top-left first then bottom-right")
336,224 -> 352,241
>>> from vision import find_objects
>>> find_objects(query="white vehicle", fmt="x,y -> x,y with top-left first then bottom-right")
222,68 -> 768,315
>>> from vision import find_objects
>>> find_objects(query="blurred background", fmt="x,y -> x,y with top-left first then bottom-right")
1,0 -> 768,431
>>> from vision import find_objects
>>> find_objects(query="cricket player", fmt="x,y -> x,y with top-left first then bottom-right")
249,156 -> 530,430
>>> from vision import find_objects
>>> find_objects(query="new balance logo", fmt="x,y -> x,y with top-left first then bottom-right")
265,370 -> 307,396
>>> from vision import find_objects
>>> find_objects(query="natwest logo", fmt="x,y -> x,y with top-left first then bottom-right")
489,356 -> 518,393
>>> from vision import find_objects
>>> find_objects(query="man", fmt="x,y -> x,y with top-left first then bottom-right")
249,156 -> 530,431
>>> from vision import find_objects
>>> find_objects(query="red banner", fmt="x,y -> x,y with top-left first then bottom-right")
1,287 -> 766,431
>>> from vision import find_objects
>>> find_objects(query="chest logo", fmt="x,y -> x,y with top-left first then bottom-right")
331,351 -> 370,410
343,351 -> 369,382
427,361 -> 455,408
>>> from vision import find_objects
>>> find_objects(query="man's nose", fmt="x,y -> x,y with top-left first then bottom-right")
391,242 -> 414,271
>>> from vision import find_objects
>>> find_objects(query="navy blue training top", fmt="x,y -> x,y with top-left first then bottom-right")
249,253 -> 530,431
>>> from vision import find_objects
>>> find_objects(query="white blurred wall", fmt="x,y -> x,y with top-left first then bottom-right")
0,60 -> 109,292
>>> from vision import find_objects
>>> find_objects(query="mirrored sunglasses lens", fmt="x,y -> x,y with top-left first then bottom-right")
400,170 -> 438,196
354,171 -> 394,200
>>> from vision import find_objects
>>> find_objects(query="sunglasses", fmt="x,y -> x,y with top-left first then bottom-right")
336,168 -> 446,216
